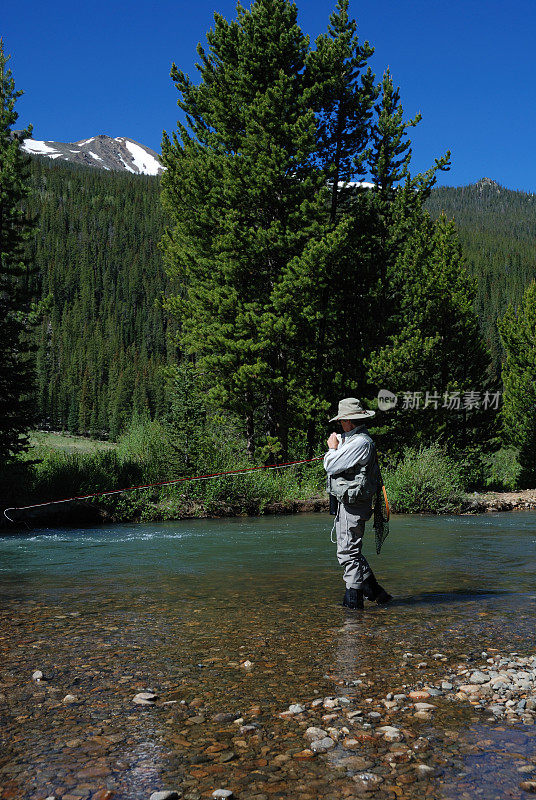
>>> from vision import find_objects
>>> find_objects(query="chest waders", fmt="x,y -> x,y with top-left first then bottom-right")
327,436 -> 392,608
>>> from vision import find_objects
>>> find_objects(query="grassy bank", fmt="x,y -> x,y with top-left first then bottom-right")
0,428 -> 526,528
1,428 -> 326,528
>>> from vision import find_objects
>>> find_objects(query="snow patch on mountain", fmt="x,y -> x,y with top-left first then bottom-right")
23,139 -> 60,155
119,138 -> 162,176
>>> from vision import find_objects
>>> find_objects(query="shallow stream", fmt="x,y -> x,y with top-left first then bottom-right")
1,511 -> 536,799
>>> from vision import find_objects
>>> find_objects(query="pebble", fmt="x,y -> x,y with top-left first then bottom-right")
212,712 -> 239,723
353,772 -> 384,792
309,737 -> 335,753
133,692 -> 158,705
413,702 -> 436,711
469,670 -> 489,684
287,703 -> 306,714
409,690 -> 430,700
519,781 -> 536,793
414,711 -> 432,721
150,792 -> 181,800
32,670 -> 44,681
322,698 -> 339,710
293,749 -> 315,759
62,694 -> 78,704
304,726 -> 327,741
212,792 -> 233,800
415,764 -> 436,776
376,725 -> 403,742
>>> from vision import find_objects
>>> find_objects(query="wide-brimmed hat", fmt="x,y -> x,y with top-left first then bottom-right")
329,397 -> 376,422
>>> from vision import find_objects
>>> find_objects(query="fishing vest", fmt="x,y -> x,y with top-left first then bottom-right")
327,432 -> 380,505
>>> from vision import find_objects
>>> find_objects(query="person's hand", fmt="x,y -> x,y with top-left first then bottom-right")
327,432 -> 339,450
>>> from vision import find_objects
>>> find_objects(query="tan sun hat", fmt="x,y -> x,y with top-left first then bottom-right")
329,397 -> 376,422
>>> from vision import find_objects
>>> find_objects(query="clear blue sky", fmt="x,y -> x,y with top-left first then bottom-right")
3,0 -> 535,191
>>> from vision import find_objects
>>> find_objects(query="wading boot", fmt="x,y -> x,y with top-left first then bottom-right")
362,573 -> 393,605
342,588 -> 364,610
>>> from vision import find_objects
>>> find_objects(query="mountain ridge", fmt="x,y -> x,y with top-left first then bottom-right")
20,133 -> 164,175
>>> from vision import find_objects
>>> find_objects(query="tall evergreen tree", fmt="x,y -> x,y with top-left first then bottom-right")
498,280 -> 536,486
298,0 -> 377,453
161,1 -> 462,461
0,41 -> 35,461
366,212 -> 494,455
161,0 -> 329,460
306,0 -> 376,222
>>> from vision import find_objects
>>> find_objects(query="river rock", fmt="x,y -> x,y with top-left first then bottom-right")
409,691 -> 430,700
150,792 -> 181,800
414,711 -> 432,721
134,692 -> 158,704
287,703 -> 305,714
213,712 -> 239,723
212,792 -> 233,800
323,697 -> 339,710
415,764 -> 436,776
32,670 -> 44,681
304,726 -> 327,741
376,725 -> 403,742
62,694 -> 78,704
310,737 -> 335,753
519,781 -> 536,793
353,773 -> 383,792
293,749 -> 315,759
414,702 -> 436,712
459,684 -> 481,695
470,671 -> 489,684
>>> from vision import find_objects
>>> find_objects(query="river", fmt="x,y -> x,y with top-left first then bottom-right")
1,511 -> 536,799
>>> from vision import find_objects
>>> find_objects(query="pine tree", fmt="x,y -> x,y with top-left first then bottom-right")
297,0 -> 377,453
0,40 -> 35,461
161,0 -> 328,460
367,69 -> 450,311
366,212 -> 493,455
498,280 -> 536,486
306,0 -> 376,222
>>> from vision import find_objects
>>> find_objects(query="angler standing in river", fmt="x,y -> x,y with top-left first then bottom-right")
325,398 -> 392,609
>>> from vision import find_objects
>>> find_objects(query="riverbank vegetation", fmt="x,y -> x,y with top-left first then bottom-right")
1,422 -> 525,526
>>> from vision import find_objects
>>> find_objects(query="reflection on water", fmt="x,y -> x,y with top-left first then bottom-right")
1,511 -> 536,799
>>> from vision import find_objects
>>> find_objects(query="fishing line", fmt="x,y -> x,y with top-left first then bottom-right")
3,456 -> 324,524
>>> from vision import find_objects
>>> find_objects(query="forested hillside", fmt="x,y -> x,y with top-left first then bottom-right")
425,179 -> 536,367
27,156 -> 169,438
25,157 -> 536,440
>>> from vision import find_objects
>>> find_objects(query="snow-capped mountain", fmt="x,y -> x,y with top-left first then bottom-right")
21,134 -> 164,175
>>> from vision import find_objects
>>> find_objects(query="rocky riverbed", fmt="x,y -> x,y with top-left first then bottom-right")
3,597 -> 536,800
2,512 -> 536,799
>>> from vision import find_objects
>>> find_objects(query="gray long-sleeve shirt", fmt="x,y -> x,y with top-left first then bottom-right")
324,424 -> 374,519
323,424 -> 373,476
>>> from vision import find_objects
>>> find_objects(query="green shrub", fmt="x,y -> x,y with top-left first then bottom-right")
482,447 -> 521,491
31,447 -> 139,500
117,419 -> 183,482
385,442 -> 464,513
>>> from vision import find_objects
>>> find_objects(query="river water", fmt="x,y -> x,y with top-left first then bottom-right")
1,511 -> 536,800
